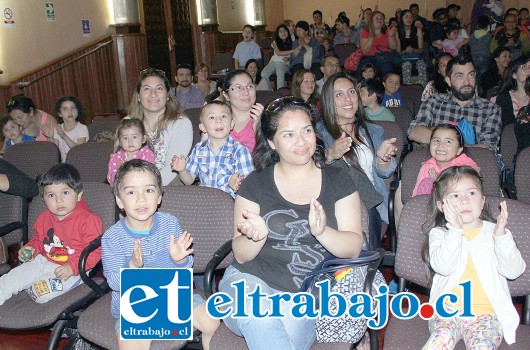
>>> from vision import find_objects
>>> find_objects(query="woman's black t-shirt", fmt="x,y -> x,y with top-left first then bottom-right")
232,164 -> 357,292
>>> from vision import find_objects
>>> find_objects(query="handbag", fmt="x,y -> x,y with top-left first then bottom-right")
300,250 -> 386,343
344,49 -> 363,72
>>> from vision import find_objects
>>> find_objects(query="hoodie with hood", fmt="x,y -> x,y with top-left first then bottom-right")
26,199 -> 102,275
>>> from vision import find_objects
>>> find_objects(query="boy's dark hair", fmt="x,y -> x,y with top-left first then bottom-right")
0,114 -> 14,131
200,100 -> 232,122
243,24 -> 255,32
520,8 -> 529,15
54,96 -> 85,123
383,70 -> 401,82
313,10 -> 322,17
477,14 -> 490,29
113,159 -> 163,197
361,63 -> 377,74
38,163 -> 83,197
296,21 -> 310,32
409,4 -> 419,11
359,79 -> 385,104
6,94 -> 36,113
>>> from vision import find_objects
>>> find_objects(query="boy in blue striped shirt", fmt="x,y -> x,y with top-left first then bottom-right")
171,101 -> 254,198
102,159 -> 219,350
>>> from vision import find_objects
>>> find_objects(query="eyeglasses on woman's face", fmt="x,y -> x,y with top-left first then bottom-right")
226,83 -> 256,93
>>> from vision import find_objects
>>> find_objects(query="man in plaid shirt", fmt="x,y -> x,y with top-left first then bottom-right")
171,101 -> 254,198
408,56 -> 501,154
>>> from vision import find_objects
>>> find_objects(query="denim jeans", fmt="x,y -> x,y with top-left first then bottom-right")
261,60 -> 290,89
218,265 -> 316,350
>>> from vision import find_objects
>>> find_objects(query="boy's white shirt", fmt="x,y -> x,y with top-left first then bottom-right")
428,221 -> 526,344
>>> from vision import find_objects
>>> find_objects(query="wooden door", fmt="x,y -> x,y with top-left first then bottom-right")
142,0 -> 194,84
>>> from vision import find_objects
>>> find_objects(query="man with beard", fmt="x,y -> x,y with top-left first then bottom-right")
408,55 -> 501,154
172,63 -> 205,110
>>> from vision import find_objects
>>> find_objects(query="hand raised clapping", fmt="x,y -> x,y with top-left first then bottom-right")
129,239 -> 144,268
329,132 -> 352,160
229,172 -> 243,192
376,137 -> 398,163
250,103 -> 265,131
493,201 -> 508,237
237,210 -> 268,241
169,231 -> 194,263
309,197 -> 326,237
171,155 -> 186,172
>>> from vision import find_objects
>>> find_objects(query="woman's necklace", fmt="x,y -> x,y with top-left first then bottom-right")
143,114 -> 161,134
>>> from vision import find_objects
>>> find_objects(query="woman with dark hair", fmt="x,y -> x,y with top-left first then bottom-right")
421,52 -> 453,102
261,24 -> 298,90
128,68 -> 193,185
397,9 -> 428,86
245,58 -> 262,86
6,94 -> 57,142
495,55 -> 530,128
319,72 -> 397,249
481,46 -> 512,97
222,69 -> 264,153
218,96 -> 363,349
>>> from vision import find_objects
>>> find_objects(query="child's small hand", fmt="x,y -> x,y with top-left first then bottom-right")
309,197 -> 327,237
229,172 -> 243,192
494,201 -> 508,236
169,231 -> 194,263
428,168 -> 439,180
442,198 -> 463,229
238,210 -> 268,241
129,239 -> 144,268
54,264 -> 74,281
55,125 -> 66,139
171,155 -> 186,172
18,246 -> 35,262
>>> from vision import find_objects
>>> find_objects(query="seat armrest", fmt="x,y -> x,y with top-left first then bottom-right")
388,180 -> 400,254
79,235 -> 108,296
204,240 -> 233,298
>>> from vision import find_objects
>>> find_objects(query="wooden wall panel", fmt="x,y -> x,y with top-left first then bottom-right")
112,33 -> 149,111
0,37 -> 119,124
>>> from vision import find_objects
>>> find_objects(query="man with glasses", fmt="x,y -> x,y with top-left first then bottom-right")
172,63 -> 205,110
316,55 -> 340,94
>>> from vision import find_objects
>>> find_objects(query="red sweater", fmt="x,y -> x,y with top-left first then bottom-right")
26,199 -> 102,275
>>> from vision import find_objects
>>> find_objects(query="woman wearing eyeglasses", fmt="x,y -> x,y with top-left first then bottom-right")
6,94 -> 57,142
218,96 -> 363,349
222,69 -> 264,154
128,68 -> 193,186
319,72 -> 397,250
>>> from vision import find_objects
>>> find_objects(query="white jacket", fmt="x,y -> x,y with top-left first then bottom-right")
429,221 -> 526,344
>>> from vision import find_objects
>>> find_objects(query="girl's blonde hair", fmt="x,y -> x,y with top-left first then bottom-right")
421,166 -> 495,284
128,68 -> 183,140
113,118 -> 152,153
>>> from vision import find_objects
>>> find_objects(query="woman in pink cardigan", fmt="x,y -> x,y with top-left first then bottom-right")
413,125 -> 480,196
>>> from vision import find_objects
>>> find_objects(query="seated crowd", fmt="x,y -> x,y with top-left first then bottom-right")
1,3 -> 530,350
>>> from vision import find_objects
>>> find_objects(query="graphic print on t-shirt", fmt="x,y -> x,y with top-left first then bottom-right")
264,209 -> 327,288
